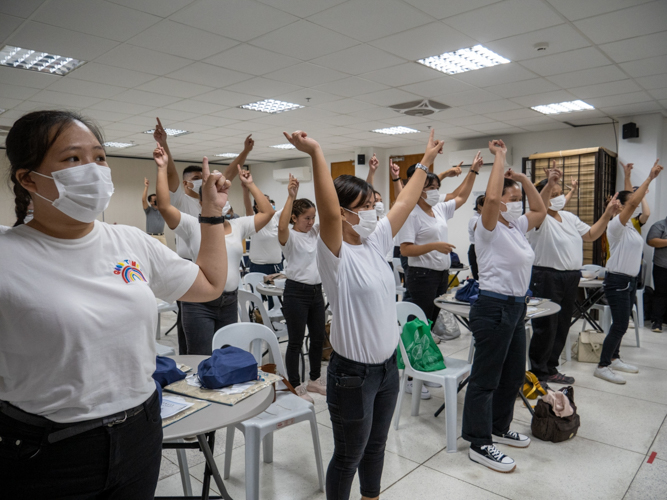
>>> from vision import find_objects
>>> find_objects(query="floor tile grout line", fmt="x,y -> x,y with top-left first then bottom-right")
622,413 -> 667,499
419,462 -> 513,499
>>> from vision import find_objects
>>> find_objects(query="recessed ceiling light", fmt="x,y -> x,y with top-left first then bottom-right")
531,100 -> 595,115
0,45 -> 85,76
240,99 -> 304,114
270,143 -> 296,149
103,142 -> 135,149
214,153 -> 238,158
143,128 -> 191,137
417,44 -> 510,75
371,126 -> 420,135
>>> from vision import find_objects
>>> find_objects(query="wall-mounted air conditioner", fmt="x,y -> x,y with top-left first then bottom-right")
272,166 -> 312,183
449,147 -> 512,168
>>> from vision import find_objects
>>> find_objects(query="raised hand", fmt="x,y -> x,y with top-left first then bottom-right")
144,177 -> 149,187
287,173 -> 299,198
548,167 -> 562,185
390,159 -> 401,180
423,129 -> 445,165
620,161 -> 634,177
201,157 -> 231,217
445,163 -> 463,177
153,117 -> 168,147
282,130 -> 321,155
434,242 -> 456,254
153,143 -> 168,169
605,192 -> 621,216
244,134 -> 255,152
369,153 -> 379,172
489,139 -> 507,156
471,153 -> 483,172
237,164 -> 253,185
570,177 -> 579,191
504,168 -> 525,182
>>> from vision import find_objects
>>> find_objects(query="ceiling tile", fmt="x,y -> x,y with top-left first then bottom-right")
112,89 -> 182,107
568,79 -> 643,99
484,108 -> 541,121
89,99 -> 155,115
224,77 -> 300,98
635,74 -> 667,90
311,45 -> 404,75
81,108 -> 134,122
546,0 -> 654,21
547,65 -> 627,88
0,83 -> 40,100
170,0 -> 297,42
30,90 -> 101,107
192,89 -> 262,107
250,20 -> 358,61
435,89 -> 500,106
443,0 -> 563,43
648,88 -> 667,100
402,0 -> 501,19
509,90 -> 578,107
165,100 -> 228,115
106,0 -> 195,17
274,88 -> 343,106
0,13 -> 23,36
314,99 -> 376,114
461,100 -> 523,115
307,0 -> 432,43
44,78 -> 126,99
600,101 -> 660,116
256,0 -> 347,17
95,45 -> 191,76
0,66 -> 61,89
587,91 -> 654,109
313,76 -> 389,98
33,0 -> 160,42
204,44 -> 300,76
519,47 -> 611,76
211,107 -> 259,121
0,97 -> 23,110
360,63 -> 444,87
598,31 -> 667,64
263,63 -> 347,88
484,24 -> 591,62
354,88 -> 424,106
166,62 -> 253,88
127,20 -> 238,60
67,63 -> 157,88
573,2 -> 667,44
134,77 -> 214,98
619,55 -> 667,78
400,75 -> 474,97
484,78 -> 560,99
0,0 -> 45,18
454,63 -> 537,88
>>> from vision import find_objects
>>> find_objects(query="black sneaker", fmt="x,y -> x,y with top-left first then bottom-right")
492,430 -> 531,448
546,372 -> 575,385
652,322 -> 663,333
469,444 -> 516,473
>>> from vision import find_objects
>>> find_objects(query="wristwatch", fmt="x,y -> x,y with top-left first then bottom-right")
198,215 -> 225,225
415,163 -> 428,174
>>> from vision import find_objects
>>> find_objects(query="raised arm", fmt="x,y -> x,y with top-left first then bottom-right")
238,166 -> 274,232
583,193 -> 620,242
283,131 -> 340,255
438,163 -> 462,182
154,144 -> 182,230
621,161 -> 634,192
506,168 -> 547,232
390,158 -> 403,198
387,129 -> 444,237
154,118 -> 180,193
539,162 -> 563,213
451,153 -> 482,209
639,195 -> 650,224
366,153 -> 378,186
278,174 -> 299,246
179,157 -> 231,302
242,183 -> 253,216
481,140 -> 507,232
619,160 -> 662,226
564,177 -> 578,206
223,134 -> 254,184
142,178 -> 149,210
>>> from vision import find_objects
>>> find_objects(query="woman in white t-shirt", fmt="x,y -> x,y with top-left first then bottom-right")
461,139 -> 547,474
154,146 -> 275,355
282,128 -> 445,500
467,195 -> 485,281
0,110 -> 230,498
527,167 -> 620,387
595,161 -> 663,385
278,174 -> 326,402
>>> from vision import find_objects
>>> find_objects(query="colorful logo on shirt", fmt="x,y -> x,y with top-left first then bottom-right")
114,260 -> 147,284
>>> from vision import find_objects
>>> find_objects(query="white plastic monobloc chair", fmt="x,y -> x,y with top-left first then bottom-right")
243,272 -> 284,322
392,258 -> 406,300
393,302 -> 472,453
237,290 -> 288,363
212,323 -> 325,500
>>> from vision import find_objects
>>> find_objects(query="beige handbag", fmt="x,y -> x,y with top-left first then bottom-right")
571,330 -> 607,363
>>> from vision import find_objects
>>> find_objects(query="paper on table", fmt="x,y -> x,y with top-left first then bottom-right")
185,374 -> 257,394
161,395 -> 194,419
526,307 -> 546,318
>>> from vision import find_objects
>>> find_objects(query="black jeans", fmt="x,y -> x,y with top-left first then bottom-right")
652,264 -> 667,325
176,300 -> 186,355
600,273 -> 637,367
0,392 -> 162,499
326,351 -> 399,499
282,279 -> 326,388
528,266 -> 581,379
249,261 -> 283,309
468,244 -> 479,281
399,255 -> 411,302
406,266 -> 449,327
462,295 -> 527,446
181,290 -> 238,355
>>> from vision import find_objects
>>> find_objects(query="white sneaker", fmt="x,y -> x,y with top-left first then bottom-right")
594,366 -> 626,384
611,358 -> 639,373
306,377 -> 327,395
424,381 -> 442,388
469,445 -> 516,473
295,384 -> 314,403
493,430 -> 531,448
405,381 -> 431,399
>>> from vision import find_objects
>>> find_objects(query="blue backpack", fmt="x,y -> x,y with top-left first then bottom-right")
152,356 -> 187,405
450,252 -> 463,268
455,278 -> 479,304
197,346 -> 258,390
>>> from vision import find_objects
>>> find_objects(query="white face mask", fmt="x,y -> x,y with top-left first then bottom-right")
549,194 -> 566,212
344,207 -> 377,238
500,201 -> 523,223
423,189 -> 440,207
32,163 -> 114,223
374,201 -> 385,218
188,178 -> 203,193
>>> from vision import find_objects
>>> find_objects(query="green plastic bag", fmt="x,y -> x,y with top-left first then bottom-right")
397,318 -> 446,372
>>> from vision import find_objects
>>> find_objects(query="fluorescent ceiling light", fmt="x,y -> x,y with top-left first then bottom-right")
270,143 -> 296,149
240,99 -> 304,114
531,100 -> 595,115
0,45 -> 85,76
372,126 -> 420,135
418,44 -> 510,75
143,128 -> 191,137
103,142 -> 135,149
214,153 -> 238,158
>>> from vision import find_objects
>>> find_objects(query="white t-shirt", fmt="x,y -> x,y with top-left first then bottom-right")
475,215 -> 535,297
528,212 -> 590,271
281,224 -> 321,285
606,215 -> 644,276
174,213 -> 255,292
317,217 -> 397,364
0,222 -> 199,423
468,213 -> 480,244
249,209 -> 283,265
170,184 -> 201,259
0,225 -> 11,234
398,200 -> 456,271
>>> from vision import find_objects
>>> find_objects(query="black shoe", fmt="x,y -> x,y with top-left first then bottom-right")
492,430 -> 531,448
546,372 -> 575,384
469,444 -> 516,473
652,322 -> 663,333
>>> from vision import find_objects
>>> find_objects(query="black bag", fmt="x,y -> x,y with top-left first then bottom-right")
531,386 -> 580,443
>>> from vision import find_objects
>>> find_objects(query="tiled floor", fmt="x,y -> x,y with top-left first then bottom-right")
155,312 -> 666,499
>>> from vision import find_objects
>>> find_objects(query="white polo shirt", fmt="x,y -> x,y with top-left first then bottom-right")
281,224 -> 321,285
528,211 -> 591,271
606,215 -> 644,277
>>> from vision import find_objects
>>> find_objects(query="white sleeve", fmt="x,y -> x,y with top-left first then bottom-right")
366,216 -> 393,257
232,215 -> 257,240
280,228 -> 293,257
607,216 -> 624,240
574,215 -> 591,236
439,193 -> 447,203
514,214 -> 529,234
316,236 -> 340,290
475,217 -> 496,243
173,212 -> 197,242
397,212 -> 416,245
169,184 -> 186,211
440,199 -> 456,220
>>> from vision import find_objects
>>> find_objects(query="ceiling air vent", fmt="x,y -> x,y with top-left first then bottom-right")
389,99 -> 449,117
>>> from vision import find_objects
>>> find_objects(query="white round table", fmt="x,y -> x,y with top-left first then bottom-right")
255,282 -> 284,298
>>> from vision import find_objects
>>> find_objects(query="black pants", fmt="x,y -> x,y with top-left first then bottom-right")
176,300 -> 186,355
468,244 -> 479,281
0,392 -> 162,499
528,266 -> 581,379
326,351 -> 399,499
600,273 -> 637,367
462,295 -> 527,446
406,266 -> 449,326
282,279 -> 326,388
652,264 -> 667,325
399,255 -> 411,302
181,290 -> 238,355
249,261 -> 283,309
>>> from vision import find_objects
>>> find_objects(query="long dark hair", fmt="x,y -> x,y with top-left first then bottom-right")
617,190 -> 633,206
6,110 -> 104,226
290,198 -> 315,224
333,175 -> 374,209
